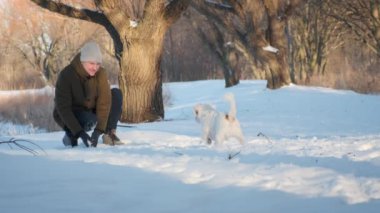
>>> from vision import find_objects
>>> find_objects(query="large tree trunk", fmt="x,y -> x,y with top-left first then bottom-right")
262,53 -> 289,89
96,0 -> 168,122
258,0 -> 292,89
119,38 -> 165,122
114,0 -> 178,123
99,0 -> 189,123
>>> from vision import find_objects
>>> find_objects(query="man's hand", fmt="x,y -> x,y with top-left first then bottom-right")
77,130 -> 91,147
90,129 -> 102,147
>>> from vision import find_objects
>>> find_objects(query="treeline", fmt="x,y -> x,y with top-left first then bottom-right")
0,0 -> 379,93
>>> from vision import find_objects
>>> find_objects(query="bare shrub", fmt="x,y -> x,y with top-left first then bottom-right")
0,88 -> 60,132
309,41 -> 380,94
0,49 -> 46,90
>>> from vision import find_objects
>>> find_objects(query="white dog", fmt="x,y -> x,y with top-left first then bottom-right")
194,93 -> 244,145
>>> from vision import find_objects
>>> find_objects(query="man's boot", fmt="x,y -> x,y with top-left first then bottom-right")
102,129 -> 122,145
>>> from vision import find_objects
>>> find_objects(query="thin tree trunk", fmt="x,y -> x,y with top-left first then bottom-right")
223,51 -> 240,88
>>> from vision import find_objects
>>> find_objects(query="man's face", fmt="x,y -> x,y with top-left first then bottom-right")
82,61 -> 101,76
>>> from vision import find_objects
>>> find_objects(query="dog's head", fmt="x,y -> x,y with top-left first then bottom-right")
193,104 -> 204,123
193,104 -> 215,123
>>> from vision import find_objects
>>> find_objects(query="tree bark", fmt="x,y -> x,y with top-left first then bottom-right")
118,38 -> 165,122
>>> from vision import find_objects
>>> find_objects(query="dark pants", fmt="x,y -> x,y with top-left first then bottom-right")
65,88 -> 123,136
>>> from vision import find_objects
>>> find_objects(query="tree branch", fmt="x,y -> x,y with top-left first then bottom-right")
205,0 -> 233,10
0,138 -> 46,156
30,0 -> 123,61
30,0 -> 98,22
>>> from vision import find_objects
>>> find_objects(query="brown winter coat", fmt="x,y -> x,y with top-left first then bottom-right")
53,54 -> 111,136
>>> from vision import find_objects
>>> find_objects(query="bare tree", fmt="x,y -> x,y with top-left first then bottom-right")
0,1 -> 47,89
185,6 -> 241,87
19,19 -> 98,85
288,0 -> 346,84
30,0 -> 191,123
327,0 -> 380,57
0,1 -> 100,87
161,16 -> 221,82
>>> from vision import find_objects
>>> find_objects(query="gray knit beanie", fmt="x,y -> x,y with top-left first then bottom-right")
80,41 -> 102,64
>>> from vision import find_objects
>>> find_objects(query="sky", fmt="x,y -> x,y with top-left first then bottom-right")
1,80 -> 380,213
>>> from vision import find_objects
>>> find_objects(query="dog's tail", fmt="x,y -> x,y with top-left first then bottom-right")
224,92 -> 237,120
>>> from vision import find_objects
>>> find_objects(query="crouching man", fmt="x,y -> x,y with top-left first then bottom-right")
53,41 -> 123,147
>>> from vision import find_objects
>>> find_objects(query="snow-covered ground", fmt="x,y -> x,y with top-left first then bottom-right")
1,80 -> 380,212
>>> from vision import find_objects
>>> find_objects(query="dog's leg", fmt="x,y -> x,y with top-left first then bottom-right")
237,135 -> 244,144
207,138 -> 212,144
237,125 -> 244,144
202,126 -> 211,144
215,133 -> 225,145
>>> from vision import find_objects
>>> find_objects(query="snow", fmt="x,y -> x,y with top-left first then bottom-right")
129,19 -> 138,28
263,45 -> 279,53
1,80 -> 380,212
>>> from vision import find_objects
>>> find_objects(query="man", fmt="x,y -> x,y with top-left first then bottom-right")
53,41 -> 123,147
